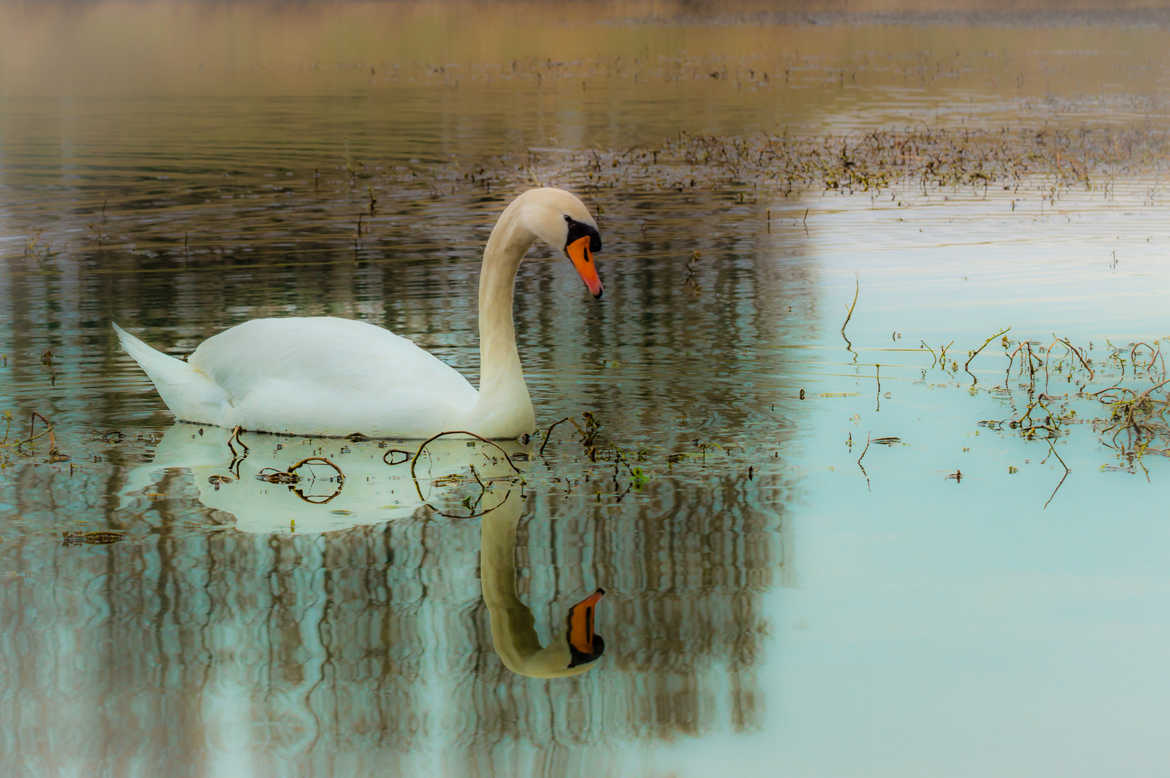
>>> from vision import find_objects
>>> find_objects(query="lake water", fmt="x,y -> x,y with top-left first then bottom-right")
3,4 -> 1170,776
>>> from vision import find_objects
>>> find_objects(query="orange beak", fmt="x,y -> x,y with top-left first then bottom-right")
568,587 -> 605,655
566,236 -> 604,299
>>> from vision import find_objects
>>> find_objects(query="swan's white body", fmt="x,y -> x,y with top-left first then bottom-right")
113,188 -> 603,439
114,317 -> 477,438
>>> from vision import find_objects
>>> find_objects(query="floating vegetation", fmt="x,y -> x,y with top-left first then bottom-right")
538,412 -> 659,497
404,430 -> 522,519
62,530 -> 126,546
940,331 -> 1170,480
964,327 -> 1011,385
255,456 -> 346,504
0,411 -> 67,468
16,118 -> 1170,269
596,125 -> 1170,199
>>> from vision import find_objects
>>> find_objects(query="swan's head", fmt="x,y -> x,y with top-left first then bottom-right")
566,587 -> 607,669
518,187 -> 604,299
484,585 -> 607,679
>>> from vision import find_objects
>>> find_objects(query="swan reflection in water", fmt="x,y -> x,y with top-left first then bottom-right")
122,423 -> 607,678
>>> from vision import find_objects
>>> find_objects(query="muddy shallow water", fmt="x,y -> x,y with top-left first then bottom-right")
3,5 -> 1170,776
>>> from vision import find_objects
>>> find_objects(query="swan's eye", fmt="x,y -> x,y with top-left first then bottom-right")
563,217 -> 602,253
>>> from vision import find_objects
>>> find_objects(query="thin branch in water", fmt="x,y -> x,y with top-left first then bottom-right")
874,363 -> 881,412
424,488 -> 515,520
382,448 -> 412,466
11,411 -> 61,459
965,326 -> 1011,385
459,464 -> 488,513
287,456 -> 344,480
1042,439 -> 1071,510
841,277 -> 860,358
408,429 -> 522,504
1056,336 -> 1095,383
920,340 -> 938,369
856,432 -> 872,491
937,340 -> 956,372
227,425 -> 249,477
539,416 -> 583,460
256,456 -> 346,504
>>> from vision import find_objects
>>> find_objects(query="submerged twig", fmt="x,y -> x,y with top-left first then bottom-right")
1042,440 -> 1071,510
382,448 -> 412,466
408,430 -> 523,514
856,432 -> 871,491
256,456 -> 346,504
227,425 -> 249,477
423,488 -> 515,520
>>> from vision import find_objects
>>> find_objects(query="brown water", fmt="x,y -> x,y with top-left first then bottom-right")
4,4 -> 1170,776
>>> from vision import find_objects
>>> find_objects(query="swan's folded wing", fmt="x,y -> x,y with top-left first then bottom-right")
188,317 -> 477,436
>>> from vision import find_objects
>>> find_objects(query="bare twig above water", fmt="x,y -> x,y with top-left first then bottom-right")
920,340 -> 938,369
539,415 -> 584,460
12,411 -> 65,461
1042,335 -> 1094,392
841,278 -> 859,360
964,326 -> 1011,385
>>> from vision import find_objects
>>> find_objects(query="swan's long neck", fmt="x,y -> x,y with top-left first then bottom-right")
472,202 -> 536,435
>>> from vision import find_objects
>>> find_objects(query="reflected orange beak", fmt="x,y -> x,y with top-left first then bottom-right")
568,587 -> 605,655
566,236 -> 604,299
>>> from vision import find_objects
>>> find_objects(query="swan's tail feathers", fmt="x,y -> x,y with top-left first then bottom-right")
112,322 -> 229,425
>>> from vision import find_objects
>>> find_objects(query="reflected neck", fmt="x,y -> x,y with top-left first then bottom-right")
479,489 -> 597,678
480,497 -> 543,667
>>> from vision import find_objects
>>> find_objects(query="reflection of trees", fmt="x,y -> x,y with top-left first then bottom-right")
1,182 -> 814,441
449,475 -> 782,777
0,448 -> 788,775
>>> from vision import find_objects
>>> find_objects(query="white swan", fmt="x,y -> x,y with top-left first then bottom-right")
113,188 -> 603,439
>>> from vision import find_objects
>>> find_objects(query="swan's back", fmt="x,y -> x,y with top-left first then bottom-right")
190,317 -> 476,437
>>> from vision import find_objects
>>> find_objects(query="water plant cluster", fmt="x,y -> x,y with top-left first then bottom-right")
560,125 -> 1170,199
959,332 -> 1170,479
